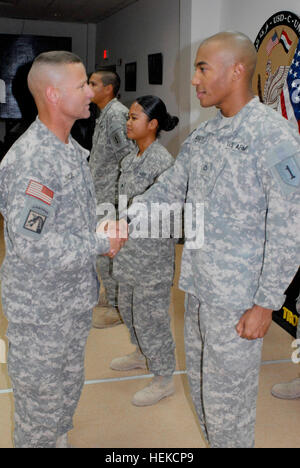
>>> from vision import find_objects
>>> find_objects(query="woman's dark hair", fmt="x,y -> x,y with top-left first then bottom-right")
136,95 -> 179,137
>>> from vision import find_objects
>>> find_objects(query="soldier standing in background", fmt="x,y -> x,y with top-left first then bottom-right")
0,51 -> 126,448
111,95 -> 179,406
89,70 -> 135,329
126,32 -> 300,447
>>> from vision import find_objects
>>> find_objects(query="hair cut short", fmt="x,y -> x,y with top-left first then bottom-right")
33,50 -> 83,66
95,70 -> 121,97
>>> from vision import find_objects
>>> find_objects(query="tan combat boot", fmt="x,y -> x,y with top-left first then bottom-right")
271,378 -> 300,399
131,376 -> 175,407
92,305 -> 122,329
110,348 -> 147,371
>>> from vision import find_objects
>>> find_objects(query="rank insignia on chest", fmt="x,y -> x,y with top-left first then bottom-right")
194,135 -> 206,143
200,162 -> 212,175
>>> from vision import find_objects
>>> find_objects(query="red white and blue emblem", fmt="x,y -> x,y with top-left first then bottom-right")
280,39 -> 300,133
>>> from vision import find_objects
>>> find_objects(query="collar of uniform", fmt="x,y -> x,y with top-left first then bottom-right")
204,96 -> 259,136
121,139 -> 159,172
97,97 -> 118,124
69,135 -> 90,161
35,116 -> 89,164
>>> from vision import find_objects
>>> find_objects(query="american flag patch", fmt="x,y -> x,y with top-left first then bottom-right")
25,180 -> 54,206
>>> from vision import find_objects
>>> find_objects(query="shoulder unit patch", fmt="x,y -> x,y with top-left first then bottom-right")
275,156 -> 300,188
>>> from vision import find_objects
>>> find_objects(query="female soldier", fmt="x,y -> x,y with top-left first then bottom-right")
111,95 -> 179,406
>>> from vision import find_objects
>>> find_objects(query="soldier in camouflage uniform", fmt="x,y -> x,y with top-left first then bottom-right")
127,33 -> 300,446
89,70 -> 135,328
0,51 -> 125,448
111,96 -> 179,406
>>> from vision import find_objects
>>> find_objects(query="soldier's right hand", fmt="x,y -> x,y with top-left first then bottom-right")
98,220 -> 128,258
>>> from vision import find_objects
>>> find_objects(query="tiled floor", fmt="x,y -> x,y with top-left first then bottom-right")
0,214 -> 299,448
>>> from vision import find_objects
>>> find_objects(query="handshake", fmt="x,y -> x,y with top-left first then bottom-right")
97,219 -> 129,258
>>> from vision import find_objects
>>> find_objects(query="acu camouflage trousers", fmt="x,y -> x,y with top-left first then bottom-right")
118,282 -> 176,377
97,255 -> 118,307
185,294 -> 263,448
7,308 -> 92,448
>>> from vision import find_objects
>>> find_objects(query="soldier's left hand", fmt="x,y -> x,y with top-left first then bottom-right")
235,304 -> 273,340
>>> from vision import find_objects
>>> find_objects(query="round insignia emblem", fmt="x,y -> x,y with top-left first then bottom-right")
253,11 -> 300,110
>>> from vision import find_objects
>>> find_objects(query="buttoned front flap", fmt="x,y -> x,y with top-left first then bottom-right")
119,168 -> 153,206
189,133 -> 227,201
92,119 -> 105,145
135,168 -> 157,193
55,166 -> 91,234
119,150 -> 157,201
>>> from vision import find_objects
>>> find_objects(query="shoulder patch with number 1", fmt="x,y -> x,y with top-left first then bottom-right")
275,156 -> 300,188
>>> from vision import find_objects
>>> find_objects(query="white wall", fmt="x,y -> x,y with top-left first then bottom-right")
178,0 -> 192,144
95,0 -> 180,156
220,0 -> 300,40
188,0 -> 223,130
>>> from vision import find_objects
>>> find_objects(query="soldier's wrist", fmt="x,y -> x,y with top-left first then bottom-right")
95,232 -> 111,255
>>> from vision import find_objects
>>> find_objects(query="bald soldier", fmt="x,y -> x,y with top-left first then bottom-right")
0,51 -> 126,448
126,32 -> 300,447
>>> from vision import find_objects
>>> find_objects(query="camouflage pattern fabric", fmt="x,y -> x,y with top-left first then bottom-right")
89,98 -> 134,306
118,283 -> 176,376
129,97 -> 300,447
89,98 -> 134,206
114,140 -> 177,286
7,308 -> 92,448
131,98 -> 300,310
0,117 -> 110,447
185,294 -> 263,448
114,141 -> 177,376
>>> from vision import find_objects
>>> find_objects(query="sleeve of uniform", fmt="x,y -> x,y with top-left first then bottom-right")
127,139 -> 190,220
254,135 -> 300,310
153,150 -> 175,179
5,165 -> 110,276
108,110 -> 135,163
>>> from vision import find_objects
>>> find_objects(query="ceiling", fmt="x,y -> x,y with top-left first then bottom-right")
0,0 -> 139,23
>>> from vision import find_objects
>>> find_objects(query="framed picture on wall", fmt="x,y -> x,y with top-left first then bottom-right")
148,53 -> 163,85
125,62 -> 137,92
